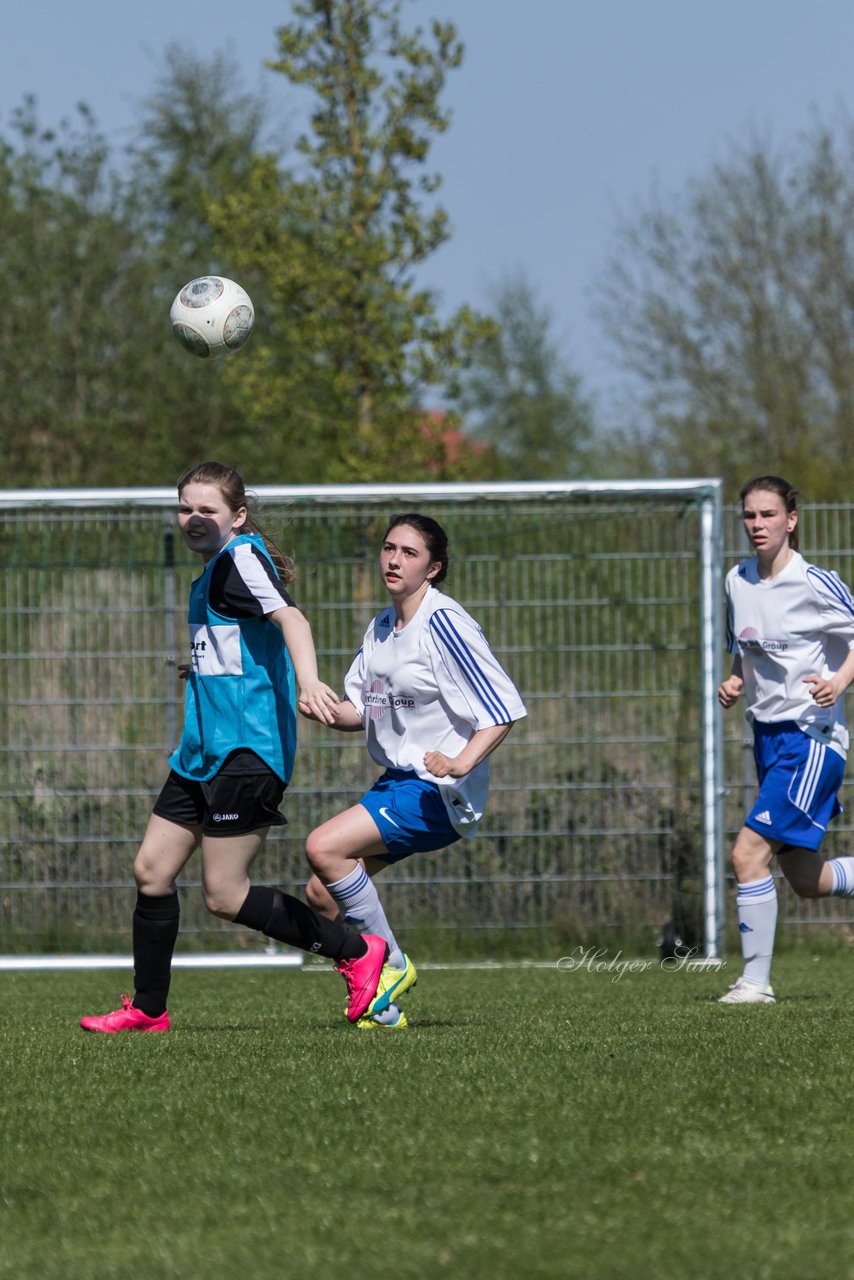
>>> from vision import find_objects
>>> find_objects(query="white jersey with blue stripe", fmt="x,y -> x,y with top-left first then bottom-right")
726,550 -> 854,757
344,586 -> 527,835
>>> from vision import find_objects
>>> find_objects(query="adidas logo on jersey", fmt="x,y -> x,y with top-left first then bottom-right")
753,810 -> 773,825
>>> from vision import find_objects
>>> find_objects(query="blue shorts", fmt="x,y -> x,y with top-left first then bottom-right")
746,721 -> 845,851
359,769 -> 462,863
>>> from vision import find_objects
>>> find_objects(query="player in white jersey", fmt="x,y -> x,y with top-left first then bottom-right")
717,475 -> 854,1004
300,513 -> 527,1027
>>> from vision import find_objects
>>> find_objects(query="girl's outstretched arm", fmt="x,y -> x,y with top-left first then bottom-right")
269,606 -> 340,725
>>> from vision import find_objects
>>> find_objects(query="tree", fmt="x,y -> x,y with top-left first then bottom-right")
214,0 -> 490,481
459,275 -> 596,479
132,44 -> 274,270
596,121 -> 854,499
0,68 -> 287,488
0,99 -> 166,486
127,46 -> 291,484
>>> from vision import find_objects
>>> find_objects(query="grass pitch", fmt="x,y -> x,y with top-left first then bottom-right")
2,953 -> 854,1279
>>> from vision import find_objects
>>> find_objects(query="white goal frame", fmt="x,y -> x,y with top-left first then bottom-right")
0,477 -> 726,962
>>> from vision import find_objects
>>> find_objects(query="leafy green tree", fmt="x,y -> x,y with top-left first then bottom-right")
215,0 -> 491,481
132,44 -> 274,272
3,11 -> 494,490
596,122 -> 854,499
0,99 -> 169,486
0,60 -> 280,488
127,46 -> 288,484
459,275 -> 596,479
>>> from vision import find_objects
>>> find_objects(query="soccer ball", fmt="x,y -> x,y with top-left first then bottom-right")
170,276 -> 254,360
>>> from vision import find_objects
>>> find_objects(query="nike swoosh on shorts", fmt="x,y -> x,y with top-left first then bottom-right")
378,806 -> 400,828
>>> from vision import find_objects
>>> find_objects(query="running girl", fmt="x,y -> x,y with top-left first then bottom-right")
718,475 -> 854,1003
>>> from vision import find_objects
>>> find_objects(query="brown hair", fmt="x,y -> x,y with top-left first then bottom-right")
177,461 -> 295,584
739,475 -> 800,552
383,512 -> 450,584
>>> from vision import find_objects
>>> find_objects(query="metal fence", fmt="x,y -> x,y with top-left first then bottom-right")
1,480 -> 851,954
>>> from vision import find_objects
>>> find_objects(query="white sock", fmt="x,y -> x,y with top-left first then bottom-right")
829,858 -> 854,896
736,876 -> 777,988
325,864 -> 404,968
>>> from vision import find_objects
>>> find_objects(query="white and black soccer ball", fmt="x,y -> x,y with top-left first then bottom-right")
170,276 -> 254,359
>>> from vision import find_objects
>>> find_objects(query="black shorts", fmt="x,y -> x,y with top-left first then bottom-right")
152,754 -> 287,837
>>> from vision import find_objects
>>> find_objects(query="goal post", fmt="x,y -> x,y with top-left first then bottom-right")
0,478 -> 726,958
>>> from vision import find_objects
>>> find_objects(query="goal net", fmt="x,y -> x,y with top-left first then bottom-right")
0,480 -> 726,957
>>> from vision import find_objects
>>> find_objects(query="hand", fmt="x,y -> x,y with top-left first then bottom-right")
423,750 -> 461,779
717,675 -> 743,708
803,674 -> 839,708
297,680 -> 340,724
177,663 -> 192,682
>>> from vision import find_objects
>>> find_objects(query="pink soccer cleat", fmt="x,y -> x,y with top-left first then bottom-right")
80,994 -> 170,1034
337,934 -> 389,1023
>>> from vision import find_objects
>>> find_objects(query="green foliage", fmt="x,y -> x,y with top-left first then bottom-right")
0,87 -> 269,487
1,11 -> 598,488
597,121 -> 854,499
4,961 -> 854,1279
1,9 -> 496,488
213,0 -> 494,480
0,100 -> 150,485
460,274 -> 597,478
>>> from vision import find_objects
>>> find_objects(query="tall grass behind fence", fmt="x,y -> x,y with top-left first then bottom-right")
0,491 -> 723,952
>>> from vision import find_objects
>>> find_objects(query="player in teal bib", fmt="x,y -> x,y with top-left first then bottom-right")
170,531 -> 297,783
80,462 -> 388,1034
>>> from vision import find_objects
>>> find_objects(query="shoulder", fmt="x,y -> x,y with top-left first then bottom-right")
210,535 -> 293,615
424,587 -> 474,623
728,557 -> 758,586
426,587 -> 473,621
426,590 -> 486,646
804,559 -> 854,608
213,534 -> 269,574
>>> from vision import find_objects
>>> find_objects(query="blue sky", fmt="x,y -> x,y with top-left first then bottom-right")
4,1 -> 854,415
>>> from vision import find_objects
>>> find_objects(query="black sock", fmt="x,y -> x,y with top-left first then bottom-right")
233,886 -> 366,962
132,891 -> 180,1017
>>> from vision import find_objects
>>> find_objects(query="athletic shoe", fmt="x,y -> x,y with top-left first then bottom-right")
338,934 -> 389,1023
717,977 -> 776,1005
367,953 -> 418,1016
80,993 -> 171,1033
356,1004 -> 409,1030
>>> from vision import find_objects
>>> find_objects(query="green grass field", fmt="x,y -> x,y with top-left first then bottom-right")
2,953 -> 853,1280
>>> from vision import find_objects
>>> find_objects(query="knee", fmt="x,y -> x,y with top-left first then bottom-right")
202,886 -> 243,920
133,851 -> 175,897
784,873 -> 822,900
730,833 -> 772,884
305,828 -> 336,876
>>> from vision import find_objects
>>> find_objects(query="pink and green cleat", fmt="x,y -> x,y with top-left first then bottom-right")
80,994 -> 170,1034
337,934 -> 389,1023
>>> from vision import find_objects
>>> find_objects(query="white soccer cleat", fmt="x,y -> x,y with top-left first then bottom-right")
718,976 -> 776,1005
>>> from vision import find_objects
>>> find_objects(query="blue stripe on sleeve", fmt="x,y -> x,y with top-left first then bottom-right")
429,610 -> 511,723
806,566 -> 854,615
